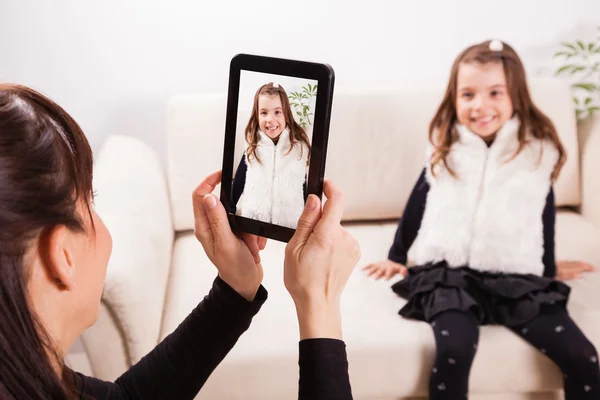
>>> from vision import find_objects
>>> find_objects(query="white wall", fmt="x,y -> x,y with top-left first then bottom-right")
1,0 -> 598,164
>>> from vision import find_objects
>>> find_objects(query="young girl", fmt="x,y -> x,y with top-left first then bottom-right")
364,40 -> 600,399
231,82 -> 311,229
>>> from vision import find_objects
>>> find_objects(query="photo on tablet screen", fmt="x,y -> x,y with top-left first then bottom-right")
229,71 -> 318,230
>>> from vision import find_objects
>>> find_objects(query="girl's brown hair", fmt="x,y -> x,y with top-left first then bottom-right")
0,84 -> 95,399
244,82 -> 311,164
429,40 -> 566,181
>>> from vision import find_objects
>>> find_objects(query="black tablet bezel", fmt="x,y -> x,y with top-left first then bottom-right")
220,54 -> 335,242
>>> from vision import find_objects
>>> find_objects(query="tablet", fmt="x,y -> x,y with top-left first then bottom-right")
220,54 -> 335,242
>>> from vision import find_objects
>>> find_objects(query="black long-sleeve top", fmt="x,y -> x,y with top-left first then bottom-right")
73,277 -> 352,399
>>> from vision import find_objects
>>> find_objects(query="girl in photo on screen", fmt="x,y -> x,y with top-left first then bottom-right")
231,82 -> 311,229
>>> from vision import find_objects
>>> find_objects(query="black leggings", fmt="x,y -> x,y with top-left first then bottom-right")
429,308 -> 600,399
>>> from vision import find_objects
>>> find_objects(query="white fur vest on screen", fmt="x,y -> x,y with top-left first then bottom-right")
407,117 -> 559,276
236,128 -> 308,229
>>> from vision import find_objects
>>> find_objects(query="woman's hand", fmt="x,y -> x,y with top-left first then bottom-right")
363,259 -> 408,280
192,171 -> 263,301
284,180 -> 361,340
556,260 -> 595,281
240,233 -> 267,264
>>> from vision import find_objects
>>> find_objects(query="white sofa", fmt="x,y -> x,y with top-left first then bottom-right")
82,77 -> 600,399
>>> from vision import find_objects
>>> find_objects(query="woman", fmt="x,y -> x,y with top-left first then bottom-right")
0,84 -> 360,399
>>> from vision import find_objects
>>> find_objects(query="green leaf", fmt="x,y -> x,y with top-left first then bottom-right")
573,83 -> 597,92
589,43 -> 595,52
586,107 -> 600,115
574,97 -> 580,105
562,42 -> 578,51
556,65 -> 575,75
571,66 -> 586,74
577,40 -> 586,50
296,111 -> 302,116
554,51 -> 574,58
584,97 -> 593,105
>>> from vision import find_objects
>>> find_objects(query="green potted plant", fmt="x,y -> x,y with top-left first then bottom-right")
288,84 -> 318,128
554,26 -> 600,119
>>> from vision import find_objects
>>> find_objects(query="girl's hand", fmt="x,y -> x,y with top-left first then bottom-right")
192,171 -> 263,301
363,259 -> 408,280
284,179 -> 361,339
556,260 -> 595,281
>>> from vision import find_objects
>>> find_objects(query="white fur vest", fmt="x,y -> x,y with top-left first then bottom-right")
236,128 -> 308,229
407,117 -> 559,276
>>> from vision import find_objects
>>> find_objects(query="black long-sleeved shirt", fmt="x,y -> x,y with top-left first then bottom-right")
74,277 -> 352,399
387,168 -> 557,278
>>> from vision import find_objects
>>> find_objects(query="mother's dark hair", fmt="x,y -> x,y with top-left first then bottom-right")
0,84 -> 94,399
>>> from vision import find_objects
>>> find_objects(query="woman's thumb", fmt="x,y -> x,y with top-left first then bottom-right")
290,195 -> 321,247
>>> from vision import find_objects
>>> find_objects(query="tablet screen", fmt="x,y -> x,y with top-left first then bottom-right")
230,72 -> 318,230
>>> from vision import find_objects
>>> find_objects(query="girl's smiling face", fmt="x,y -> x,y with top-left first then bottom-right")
258,94 -> 286,139
456,62 -> 514,142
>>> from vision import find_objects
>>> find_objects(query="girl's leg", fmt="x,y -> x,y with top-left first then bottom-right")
509,306 -> 600,400
429,310 -> 480,399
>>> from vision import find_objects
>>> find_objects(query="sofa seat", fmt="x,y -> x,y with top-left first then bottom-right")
159,211 -> 600,400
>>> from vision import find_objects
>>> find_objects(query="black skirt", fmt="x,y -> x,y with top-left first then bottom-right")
392,262 -> 571,327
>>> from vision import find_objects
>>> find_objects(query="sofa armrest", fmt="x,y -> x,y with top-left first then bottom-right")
81,135 -> 174,379
579,114 -> 600,231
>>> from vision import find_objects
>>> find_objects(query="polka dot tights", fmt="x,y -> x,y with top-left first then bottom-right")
429,308 -> 600,399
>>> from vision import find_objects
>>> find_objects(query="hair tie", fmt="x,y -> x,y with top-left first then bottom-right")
489,39 -> 504,52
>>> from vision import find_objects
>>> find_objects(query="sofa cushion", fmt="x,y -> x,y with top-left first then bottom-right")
166,78 -> 580,231
160,211 -> 600,399
92,135 -> 174,368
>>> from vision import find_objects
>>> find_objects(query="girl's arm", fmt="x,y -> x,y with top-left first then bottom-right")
231,154 -> 247,213
388,168 -> 430,264
542,188 -> 556,278
303,176 -> 307,201
546,186 -> 595,280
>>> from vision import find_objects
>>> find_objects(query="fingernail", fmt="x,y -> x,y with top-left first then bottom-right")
305,195 -> 316,211
204,194 -> 217,209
